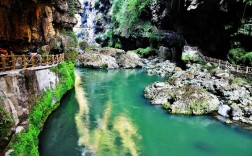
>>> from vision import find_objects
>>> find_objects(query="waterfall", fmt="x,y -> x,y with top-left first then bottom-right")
74,0 -> 98,45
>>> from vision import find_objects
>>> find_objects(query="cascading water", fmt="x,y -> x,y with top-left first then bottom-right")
74,0 -> 97,45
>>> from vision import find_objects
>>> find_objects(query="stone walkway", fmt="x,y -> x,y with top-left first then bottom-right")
0,64 -> 57,76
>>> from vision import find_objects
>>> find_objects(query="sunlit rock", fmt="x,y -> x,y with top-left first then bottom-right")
218,105 -> 231,117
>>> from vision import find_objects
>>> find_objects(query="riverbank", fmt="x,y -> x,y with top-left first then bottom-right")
144,59 -> 252,126
75,46 -> 252,128
39,68 -> 252,156
1,62 -> 75,155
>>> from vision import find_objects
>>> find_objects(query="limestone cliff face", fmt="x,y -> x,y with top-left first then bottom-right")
0,68 -> 58,144
0,0 -> 81,52
94,0 -> 252,59
0,62 -> 75,154
0,69 -> 58,126
0,65 -> 75,154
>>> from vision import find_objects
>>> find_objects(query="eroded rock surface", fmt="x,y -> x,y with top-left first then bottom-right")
76,47 -> 144,69
0,69 -> 59,127
145,82 -> 219,115
0,0 -> 81,52
76,52 -> 119,69
144,59 -> 177,77
145,62 -> 252,124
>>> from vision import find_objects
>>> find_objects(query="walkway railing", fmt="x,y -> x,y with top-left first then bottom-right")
184,46 -> 252,74
0,53 -> 64,72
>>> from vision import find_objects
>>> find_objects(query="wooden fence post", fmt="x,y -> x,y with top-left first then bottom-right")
46,55 -> 49,65
52,55 -> 54,64
23,55 -> 27,69
56,54 -> 59,64
31,55 -> 35,67
59,54 -> 62,63
246,66 -> 249,73
1,55 -> 5,71
12,55 -> 15,70
39,55 -> 42,66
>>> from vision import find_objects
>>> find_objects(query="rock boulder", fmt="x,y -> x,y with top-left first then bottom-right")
117,51 -> 144,68
77,52 -> 119,69
145,82 -> 220,115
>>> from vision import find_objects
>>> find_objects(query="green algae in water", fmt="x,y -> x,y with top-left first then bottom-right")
39,68 -> 252,156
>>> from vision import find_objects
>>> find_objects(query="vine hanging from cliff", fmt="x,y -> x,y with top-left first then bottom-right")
242,0 -> 252,5
111,0 -> 155,37
0,102 -> 13,147
67,0 -> 77,17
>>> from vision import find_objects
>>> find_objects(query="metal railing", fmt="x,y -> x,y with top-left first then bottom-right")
0,53 -> 64,72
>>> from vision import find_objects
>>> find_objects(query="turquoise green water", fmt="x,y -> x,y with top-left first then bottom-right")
39,68 -> 252,156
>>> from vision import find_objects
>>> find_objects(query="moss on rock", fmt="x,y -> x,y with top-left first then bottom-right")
132,47 -> 158,58
7,62 -> 75,156
0,102 -> 14,146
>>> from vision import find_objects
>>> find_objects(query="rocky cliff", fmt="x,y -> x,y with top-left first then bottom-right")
0,62 -> 75,155
0,68 -> 58,128
0,0 -> 80,154
83,0 -> 252,63
0,0 -> 81,53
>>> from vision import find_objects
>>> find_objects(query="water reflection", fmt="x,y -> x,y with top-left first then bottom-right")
75,71 -> 141,156
75,71 -> 92,154
113,115 -> 141,156
40,69 -> 252,156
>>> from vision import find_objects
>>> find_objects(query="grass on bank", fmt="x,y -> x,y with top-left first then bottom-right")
7,62 -> 75,156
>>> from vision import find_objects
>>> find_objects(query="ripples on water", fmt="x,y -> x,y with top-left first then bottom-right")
39,69 -> 252,156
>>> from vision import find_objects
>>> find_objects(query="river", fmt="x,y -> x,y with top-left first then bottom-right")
39,68 -> 252,156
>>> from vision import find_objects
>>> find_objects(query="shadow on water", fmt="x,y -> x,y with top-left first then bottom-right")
194,141 -> 216,154
38,88 -> 80,156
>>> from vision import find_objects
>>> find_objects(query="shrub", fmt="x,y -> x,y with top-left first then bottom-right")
111,0 -> 154,36
0,102 -> 13,144
181,52 -> 201,63
79,40 -> 90,52
62,30 -> 78,48
228,48 -> 252,66
98,0 -> 162,47
132,47 -> 158,57
241,52 -> 252,66
243,0 -> 252,4
64,48 -> 78,64
48,36 -> 65,53
114,40 -> 122,49
67,0 -> 77,17
232,77 -> 249,85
